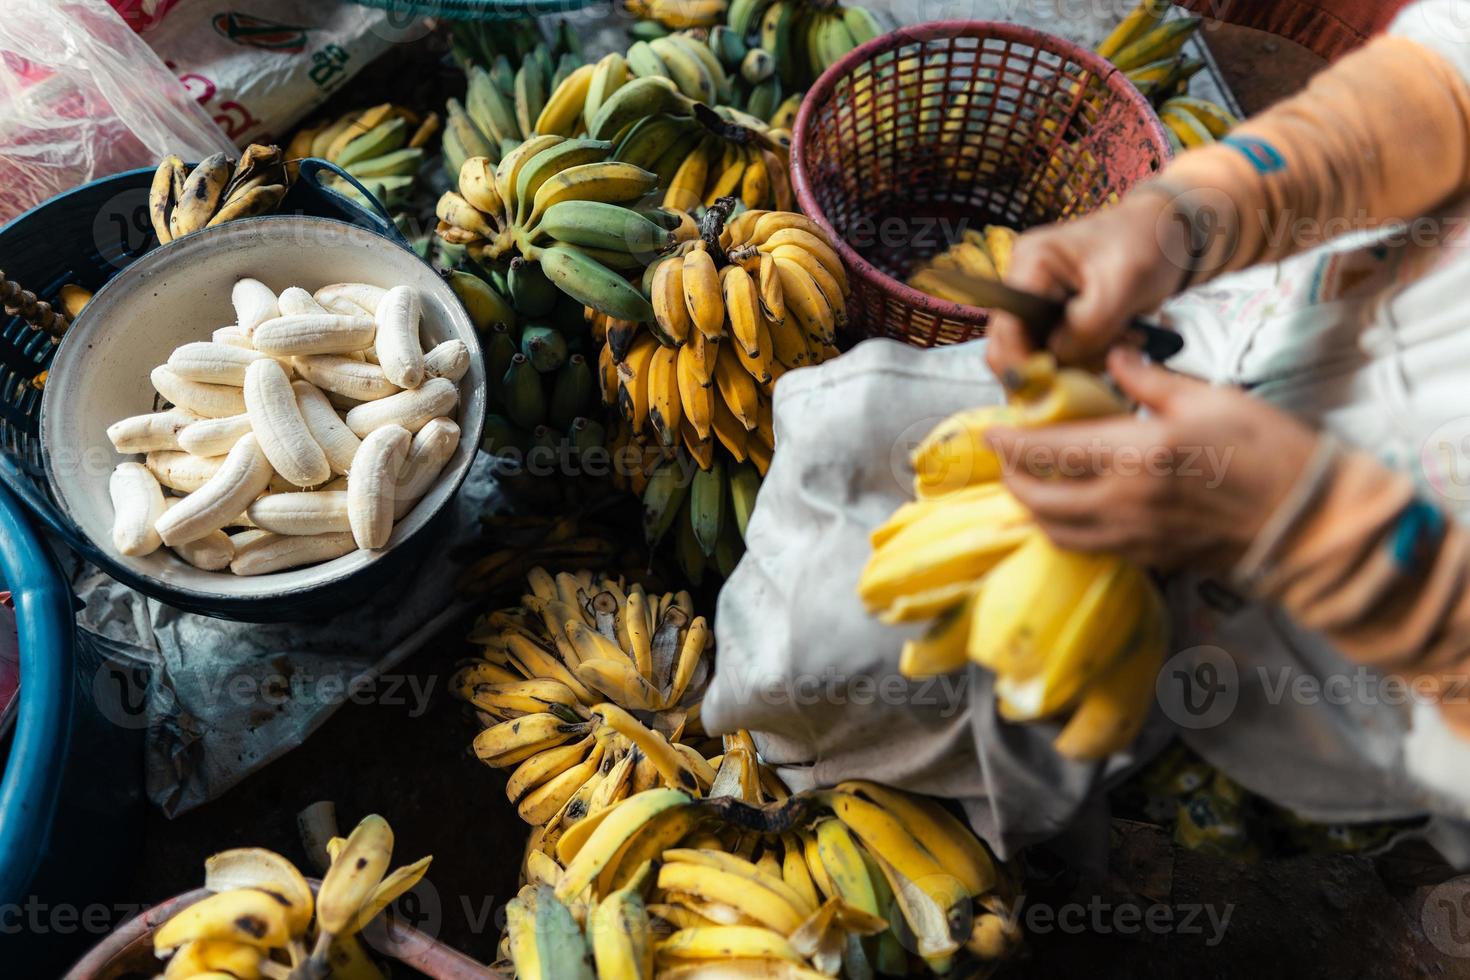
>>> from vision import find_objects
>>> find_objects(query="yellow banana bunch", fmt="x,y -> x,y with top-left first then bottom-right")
454,567 -> 717,850
151,815 -> 430,980
147,145 -> 290,245
504,759 -> 1017,979
861,354 -> 1168,761
906,224 -> 1018,303
284,102 -> 437,214
1098,0 -> 1241,146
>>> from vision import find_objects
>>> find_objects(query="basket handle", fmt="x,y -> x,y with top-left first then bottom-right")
294,158 -> 411,249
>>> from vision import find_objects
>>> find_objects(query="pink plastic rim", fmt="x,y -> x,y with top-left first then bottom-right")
791,20 -> 1174,348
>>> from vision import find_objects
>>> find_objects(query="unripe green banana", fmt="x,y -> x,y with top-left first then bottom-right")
508,257 -> 558,317
529,425 -> 561,456
447,269 -> 516,332
745,75 -> 782,121
485,323 -> 519,409
334,117 -> 407,169
584,52 -> 630,132
589,76 -> 692,142
490,54 -> 516,97
467,66 -> 521,145
715,511 -> 745,576
549,354 -> 594,430
568,416 -> 606,454
535,244 -> 655,322
690,459 -> 725,557
676,497 -> 707,586
643,459 -> 690,547
344,147 -> 423,179
843,5 -> 884,44
514,138 -> 615,226
537,200 -> 674,257
629,19 -> 669,42
728,460 -> 762,538
482,412 -> 524,454
521,324 -> 569,373
626,40 -> 670,80
514,58 -> 548,140
503,352 -> 547,429
710,25 -> 749,70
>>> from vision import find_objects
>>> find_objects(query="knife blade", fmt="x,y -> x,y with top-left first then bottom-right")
918,267 -> 1185,362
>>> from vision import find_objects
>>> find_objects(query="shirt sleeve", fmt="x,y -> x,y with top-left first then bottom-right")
1235,445 -> 1470,738
1148,20 -> 1470,284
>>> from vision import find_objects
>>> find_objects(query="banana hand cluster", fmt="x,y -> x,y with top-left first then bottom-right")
436,134 -> 667,321
501,758 -> 1018,979
449,261 -> 607,458
905,224 -> 1018,304
611,209 -> 844,458
1098,0 -> 1239,149
444,30 -> 592,173
455,567 -> 716,843
627,450 -> 763,587
148,146 -> 289,245
152,814 -> 430,980
285,102 -> 437,216
725,0 -> 885,92
860,354 -> 1168,762
617,104 -> 794,215
106,279 -> 462,575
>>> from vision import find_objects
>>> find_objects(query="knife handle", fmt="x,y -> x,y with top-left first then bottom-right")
1021,301 -> 1184,363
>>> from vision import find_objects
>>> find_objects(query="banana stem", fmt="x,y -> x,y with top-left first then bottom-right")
0,271 -> 69,340
700,197 -> 738,263
691,103 -> 788,157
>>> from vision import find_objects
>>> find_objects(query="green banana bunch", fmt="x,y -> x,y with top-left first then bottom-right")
446,262 -> 602,456
284,103 -> 436,217
435,134 -> 667,321
720,0 -> 884,92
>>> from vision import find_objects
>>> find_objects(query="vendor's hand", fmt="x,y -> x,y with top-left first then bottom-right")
986,188 -> 1191,378
986,348 -> 1320,572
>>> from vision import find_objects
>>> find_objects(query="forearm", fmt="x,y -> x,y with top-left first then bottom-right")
1237,445 -> 1470,736
1151,31 -> 1470,285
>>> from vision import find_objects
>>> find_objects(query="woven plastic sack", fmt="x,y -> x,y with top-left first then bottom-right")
0,0 -> 233,223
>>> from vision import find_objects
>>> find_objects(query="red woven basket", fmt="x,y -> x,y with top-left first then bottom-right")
791,20 -> 1173,348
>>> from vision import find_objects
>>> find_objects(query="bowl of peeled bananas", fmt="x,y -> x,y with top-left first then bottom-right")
38,214 -> 486,620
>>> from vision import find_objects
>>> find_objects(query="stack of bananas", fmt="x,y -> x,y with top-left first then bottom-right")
285,102 -> 439,214
624,0 -> 728,30
149,815 -> 430,980
635,105 -> 794,214
593,207 -> 848,582
444,34 -> 592,174
727,0 -> 886,94
1097,0 -> 1240,149
859,354 -> 1168,761
147,146 -> 289,245
454,568 -> 715,841
447,257 -> 608,455
905,224 -> 1017,305
500,773 -> 1019,978
436,139 -> 666,320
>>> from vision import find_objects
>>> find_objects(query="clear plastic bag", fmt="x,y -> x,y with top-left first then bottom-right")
0,0 -> 232,223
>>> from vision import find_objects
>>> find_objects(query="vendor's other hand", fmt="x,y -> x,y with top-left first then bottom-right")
986,189 -> 1190,378
986,348 -> 1319,572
